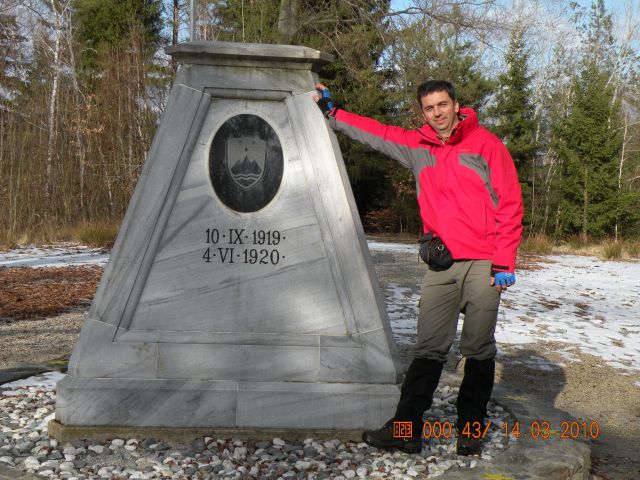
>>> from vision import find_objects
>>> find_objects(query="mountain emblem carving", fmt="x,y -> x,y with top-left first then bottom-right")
226,136 -> 267,190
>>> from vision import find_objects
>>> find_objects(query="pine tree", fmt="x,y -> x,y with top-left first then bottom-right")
0,13 -> 27,101
553,62 -> 622,240
389,9 -> 493,121
491,28 -> 536,173
73,0 -> 163,70
489,27 -> 537,228
551,0 -> 624,241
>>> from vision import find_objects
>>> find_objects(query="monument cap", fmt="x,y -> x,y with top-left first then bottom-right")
166,40 -> 334,71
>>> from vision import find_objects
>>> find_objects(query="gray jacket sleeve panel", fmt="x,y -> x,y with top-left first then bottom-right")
328,112 -> 416,170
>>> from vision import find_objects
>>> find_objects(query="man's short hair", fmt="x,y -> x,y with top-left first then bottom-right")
416,80 -> 456,105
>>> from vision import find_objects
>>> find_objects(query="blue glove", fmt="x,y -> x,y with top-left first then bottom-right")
317,88 -> 335,117
493,271 -> 516,287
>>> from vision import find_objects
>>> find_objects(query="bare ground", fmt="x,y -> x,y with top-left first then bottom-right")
495,344 -> 640,480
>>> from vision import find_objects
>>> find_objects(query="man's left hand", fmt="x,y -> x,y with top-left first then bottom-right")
313,83 -> 336,117
491,271 -> 516,292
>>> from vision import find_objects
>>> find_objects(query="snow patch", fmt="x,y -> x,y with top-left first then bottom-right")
368,241 -> 418,255
0,243 -> 108,268
2,371 -> 65,392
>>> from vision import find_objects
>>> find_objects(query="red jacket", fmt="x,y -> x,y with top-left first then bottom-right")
329,107 -> 523,272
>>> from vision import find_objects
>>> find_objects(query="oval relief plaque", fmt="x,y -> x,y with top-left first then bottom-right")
210,114 -> 284,213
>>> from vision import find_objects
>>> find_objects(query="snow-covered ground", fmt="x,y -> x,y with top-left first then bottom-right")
1,241 -> 639,374
0,243 -> 109,268
369,242 -> 640,374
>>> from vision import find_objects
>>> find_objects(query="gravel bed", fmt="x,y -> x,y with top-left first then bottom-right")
1,373 -> 517,479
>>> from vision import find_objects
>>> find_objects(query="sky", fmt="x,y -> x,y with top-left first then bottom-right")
390,0 -> 627,12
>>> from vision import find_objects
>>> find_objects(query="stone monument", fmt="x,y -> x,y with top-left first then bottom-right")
53,41 -> 403,432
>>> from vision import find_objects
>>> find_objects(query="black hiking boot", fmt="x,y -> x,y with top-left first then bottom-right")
362,419 -> 423,454
456,435 -> 483,456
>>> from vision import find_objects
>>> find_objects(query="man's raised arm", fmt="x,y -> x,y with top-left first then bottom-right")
314,84 -> 416,170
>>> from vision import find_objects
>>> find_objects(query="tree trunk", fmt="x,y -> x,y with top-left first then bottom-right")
615,112 -> 629,241
45,0 -> 63,208
172,0 -> 179,71
277,0 -> 300,44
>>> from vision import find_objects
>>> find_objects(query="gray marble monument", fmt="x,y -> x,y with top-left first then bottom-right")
54,41 -> 403,431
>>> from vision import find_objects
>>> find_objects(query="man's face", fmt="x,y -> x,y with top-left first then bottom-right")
419,90 -> 460,138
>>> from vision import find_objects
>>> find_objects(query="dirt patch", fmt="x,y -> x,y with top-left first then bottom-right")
0,310 -> 86,369
0,265 -> 102,321
496,344 -> 640,480
516,252 -> 557,271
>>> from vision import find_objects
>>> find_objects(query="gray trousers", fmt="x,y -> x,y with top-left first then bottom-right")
414,260 -> 501,362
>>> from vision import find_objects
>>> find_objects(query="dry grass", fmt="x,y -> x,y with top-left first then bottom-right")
0,221 -> 119,250
524,234 -> 640,260
602,239 -> 624,259
72,222 -> 119,248
519,233 -> 554,255
626,240 -> 640,258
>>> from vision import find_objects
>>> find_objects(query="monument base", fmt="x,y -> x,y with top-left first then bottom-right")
47,421 -> 366,443
55,376 -> 400,430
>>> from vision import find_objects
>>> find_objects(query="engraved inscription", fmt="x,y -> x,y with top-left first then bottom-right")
202,227 -> 286,265
210,114 -> 284,213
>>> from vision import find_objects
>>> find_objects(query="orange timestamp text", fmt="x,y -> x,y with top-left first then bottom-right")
393,421 -> 491,439
504,420 -> 601,440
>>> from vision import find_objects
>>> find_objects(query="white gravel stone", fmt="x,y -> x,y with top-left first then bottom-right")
343,469 -> 356,478
232,446 -> 247,458
295,460 -> 311,470
40,460 -> 59,469
23,456 -> 40,469
111,438 -> 125,447
59,461 -> 75,471
272,437 -> 285,447
62,444 -> 76,453
88,445 -> 105,454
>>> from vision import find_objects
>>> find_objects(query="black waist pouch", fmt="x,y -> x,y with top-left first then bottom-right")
419,232 -> 454,270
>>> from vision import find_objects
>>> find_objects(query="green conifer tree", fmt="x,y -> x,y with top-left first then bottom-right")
73,0 -> 163,70
553,62 -> 622,240
489,27 -> 537,229
551,0 -> 623,241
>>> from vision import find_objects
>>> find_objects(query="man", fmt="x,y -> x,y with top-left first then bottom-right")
314,80 -> 523,455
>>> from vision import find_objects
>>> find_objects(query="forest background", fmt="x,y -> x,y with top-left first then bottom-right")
1,0 -> 639,254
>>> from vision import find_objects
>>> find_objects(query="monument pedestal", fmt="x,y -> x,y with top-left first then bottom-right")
54,41 -> 402,434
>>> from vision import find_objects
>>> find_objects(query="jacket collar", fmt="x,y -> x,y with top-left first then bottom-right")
418,107 -> 479,145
